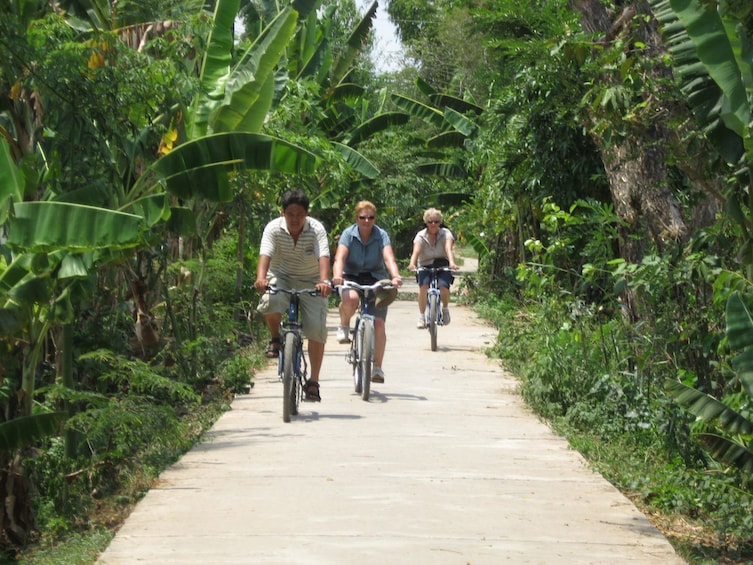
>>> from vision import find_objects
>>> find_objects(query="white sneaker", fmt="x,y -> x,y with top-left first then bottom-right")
371,366 -> 385,383
336,326 -> 350,344
442,308 -> 450,325
417,314 -> 427,329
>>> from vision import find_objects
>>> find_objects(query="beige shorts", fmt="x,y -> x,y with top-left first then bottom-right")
257,276 -> 328,343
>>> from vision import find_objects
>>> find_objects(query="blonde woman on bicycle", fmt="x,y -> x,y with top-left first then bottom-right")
407,208 -> 459,329
332,201 -> 402,384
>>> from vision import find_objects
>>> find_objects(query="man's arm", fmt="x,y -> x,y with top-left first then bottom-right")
316,256 -> 333,297
254,255 -> 271,291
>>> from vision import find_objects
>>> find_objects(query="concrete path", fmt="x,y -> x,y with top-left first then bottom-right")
97,279 -> 684,564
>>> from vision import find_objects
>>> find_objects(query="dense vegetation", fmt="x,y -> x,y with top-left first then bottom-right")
2,0 -> 753,563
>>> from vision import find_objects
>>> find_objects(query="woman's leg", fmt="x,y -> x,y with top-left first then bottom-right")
374,317 -> 386,368
418,285 -> 429,313
440,286 -> 451,308
338,289 -> 358,326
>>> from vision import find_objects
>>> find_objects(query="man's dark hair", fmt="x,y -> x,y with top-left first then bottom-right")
281,189 -> 310,211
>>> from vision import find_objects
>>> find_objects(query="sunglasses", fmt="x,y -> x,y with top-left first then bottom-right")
426,220 -> 441,224
358,215 -> 375,220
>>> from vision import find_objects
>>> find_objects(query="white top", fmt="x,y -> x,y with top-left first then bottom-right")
413,227 -> 454,267
260,216 -> 330,281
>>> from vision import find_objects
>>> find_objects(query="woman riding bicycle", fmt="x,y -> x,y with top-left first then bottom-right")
332,201 -> 402,384
407,208 -> 459,329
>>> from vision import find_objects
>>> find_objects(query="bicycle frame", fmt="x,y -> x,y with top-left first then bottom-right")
267,286 -> 319,422
336,280 -> 392,401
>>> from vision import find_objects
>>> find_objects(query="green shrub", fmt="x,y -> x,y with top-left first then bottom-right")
219,354 -> 254,394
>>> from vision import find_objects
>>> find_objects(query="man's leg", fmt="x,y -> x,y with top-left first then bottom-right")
265,312 -> 282,337
308,340 -> 324,382
263,312 -> 282,357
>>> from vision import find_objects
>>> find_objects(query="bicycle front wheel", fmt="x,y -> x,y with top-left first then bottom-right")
351,328 -> 361,394
290,343 -> 302,417
282,332 -> 297,422
357,320 -> 374,401
428,294 -> 439,352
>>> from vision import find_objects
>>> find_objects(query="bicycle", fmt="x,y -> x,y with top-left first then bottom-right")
414,266 -> 455,352
266,285 -> 321,422
335,280 -> 394,401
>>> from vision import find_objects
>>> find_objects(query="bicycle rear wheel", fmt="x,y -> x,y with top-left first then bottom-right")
428,294 -> 439,351
282,332 -> 297,422
357,320 -> 373,401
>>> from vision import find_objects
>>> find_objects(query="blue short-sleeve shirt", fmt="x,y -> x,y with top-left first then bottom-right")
338,224 -> 391,280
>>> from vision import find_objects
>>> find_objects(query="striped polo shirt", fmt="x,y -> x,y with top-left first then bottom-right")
260,216 -> 330,281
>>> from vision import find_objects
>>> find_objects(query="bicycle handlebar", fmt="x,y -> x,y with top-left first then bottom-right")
335,281 -> 394,293
412,266 -> 457,273
267,285 -> 321,297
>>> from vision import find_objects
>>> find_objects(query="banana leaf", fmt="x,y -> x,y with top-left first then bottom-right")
196,0 -> 240,108
428,131 -> 468,149
144,133 -> 320,201
429,94 -> 484,115
726,291 -> 753,397
465,233 -> 490,260
7,202 -> 144,253
390,94 -> 447,129
0,412 -> 68,454
696,433 -> 753,474
442,108 -> 477,137
331,142 -> 379,179
331,0 -> 377,85
651,0 -> 745,164
669,0 -> 751,139
0,138 -> 23,205
213,9 -> 299,133
346,112 -> 410,146
665,378 -> 753,435
417,162 -> 467,178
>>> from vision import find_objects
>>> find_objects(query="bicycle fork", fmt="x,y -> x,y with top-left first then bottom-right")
426,287 -> 443,325
346,315 -> 375,364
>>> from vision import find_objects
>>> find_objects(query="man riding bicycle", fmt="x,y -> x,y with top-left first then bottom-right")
253,190 -> 332,402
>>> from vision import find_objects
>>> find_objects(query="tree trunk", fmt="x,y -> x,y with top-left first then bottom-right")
571,0 -> 690,320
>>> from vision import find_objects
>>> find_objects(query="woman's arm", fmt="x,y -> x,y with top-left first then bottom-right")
407,240 -> 422,271
332,243 -> 350,286
382,245 -> 403,287
444,231 -> 459,270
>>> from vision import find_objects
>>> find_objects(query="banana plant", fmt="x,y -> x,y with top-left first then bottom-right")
650,0 -> 753,482
651,0 -> 753,271
0,0 -> 326,468
667,290 -> 753,475
283,0 -> 410,179
389,77 -> 483,177
1,142 -> 147,417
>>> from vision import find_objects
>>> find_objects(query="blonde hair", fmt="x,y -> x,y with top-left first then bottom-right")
423,208 -> 443,224
355,200 -> 377,217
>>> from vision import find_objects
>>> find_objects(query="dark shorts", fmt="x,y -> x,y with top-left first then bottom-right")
416,261 -> 454,288
343,273 -> 388,320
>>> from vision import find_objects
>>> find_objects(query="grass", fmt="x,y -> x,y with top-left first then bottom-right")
13,529 -> 113,565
